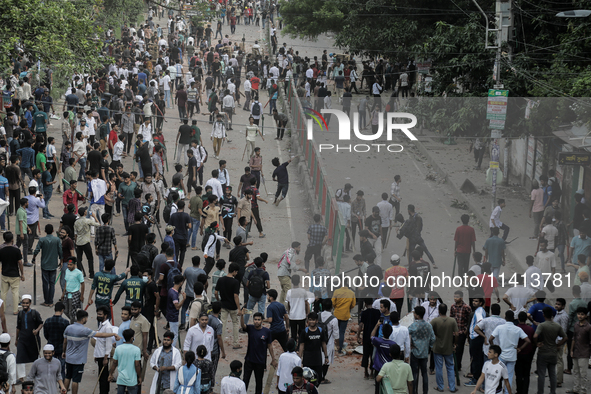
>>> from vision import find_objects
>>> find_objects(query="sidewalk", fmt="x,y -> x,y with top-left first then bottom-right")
414,130 -> 553,275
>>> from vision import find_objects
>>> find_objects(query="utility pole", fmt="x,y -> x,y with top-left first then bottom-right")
472,0 -> 513,208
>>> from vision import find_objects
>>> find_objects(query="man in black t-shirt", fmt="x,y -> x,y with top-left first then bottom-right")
168,200 -> 192,268
409,249 -> 431,297
187,150 -> 198,198
215,262 -> 241,349
176,119 -> 193,166
298,312 -> 328,387
272,157 -> 291,206
142,268 -> 159,352
0,231 -> 24,314
239,311 -> 276,394
128,212 -> 149,265
87,142 -> 103,175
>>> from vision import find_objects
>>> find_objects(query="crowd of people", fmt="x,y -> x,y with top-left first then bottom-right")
0,1 -> 590,394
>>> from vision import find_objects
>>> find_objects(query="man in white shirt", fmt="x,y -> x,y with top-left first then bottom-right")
502,276 -> 535,314
276,339 -> 301,392
162,71 -> 172,108
205,169 -> 224,198
489,310 -> 530,394
210,114 -> 227,159
222,91 -> 235,130
376,193 -> 393,247
372,80 -> 382,96
285,275 -> 309,342
0,333 -> 17,392
93,306 -> 114,393
524,255 -> 543,291
305,66 -> 314,80
243,79 -> 252,110
183,312 -> 215,360
541,221 -> 558,251
112,135 -> 126,166
269,64 -> 279,80
388,311 -> 411,362
139,118 -> 152,142
535,239 -> 556,275
221,360 -> 247,394
489,199 -> 509,241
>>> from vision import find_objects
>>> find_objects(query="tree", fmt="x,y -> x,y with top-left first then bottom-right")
0,0 -> 104,72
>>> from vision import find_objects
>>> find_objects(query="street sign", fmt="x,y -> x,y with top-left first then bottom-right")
558,152 -> 591,166
494,84 -> 505,89
487,89 -> 509,130
490,129 -> 503,138
489,161 -> 499,169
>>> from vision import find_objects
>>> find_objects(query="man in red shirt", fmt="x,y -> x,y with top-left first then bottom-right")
250,75 -> 260,94
454,214 -> 476,277
107,123 -> 119,158
476,262 -> 500,313
230,14 -> 237,34
384,254 -> 408,313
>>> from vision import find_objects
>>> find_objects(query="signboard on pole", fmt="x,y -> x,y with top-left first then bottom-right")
487,89 -> 509,130
558,152 -> 591,166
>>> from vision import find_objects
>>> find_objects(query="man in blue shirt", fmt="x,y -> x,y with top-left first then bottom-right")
63,310 -> 119,394
527,290 -> 557,325
24,105 -> 34,129
264,289 -> 288,351
17,139 -> 36,184
483,227 -> 506,279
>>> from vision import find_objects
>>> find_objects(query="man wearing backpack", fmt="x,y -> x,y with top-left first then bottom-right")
318,299 -> 339,384
203,222 -> 229,275
250,96 -> 262,125
0,333 -> 17,392
244,257 -> 270,324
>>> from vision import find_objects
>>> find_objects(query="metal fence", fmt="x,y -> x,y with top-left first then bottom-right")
284,80 -> 347,274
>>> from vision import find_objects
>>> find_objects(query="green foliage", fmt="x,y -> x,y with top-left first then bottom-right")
0,0 -> 104,71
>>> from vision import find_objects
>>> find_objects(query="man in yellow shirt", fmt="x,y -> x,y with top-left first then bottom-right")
332,283 -> 356,356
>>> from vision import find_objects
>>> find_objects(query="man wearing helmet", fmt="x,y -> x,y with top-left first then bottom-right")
285,366 -> 318,394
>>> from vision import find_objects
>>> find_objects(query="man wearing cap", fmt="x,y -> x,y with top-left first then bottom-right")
0,333 -> 17,393
26,344 -> 66,394
16,295 -> 43,382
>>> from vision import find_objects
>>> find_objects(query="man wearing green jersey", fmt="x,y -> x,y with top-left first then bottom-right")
88,259 -> 129,309
113,265 -> 145,307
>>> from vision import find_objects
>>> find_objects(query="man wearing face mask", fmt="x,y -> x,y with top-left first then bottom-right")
141,269 -> 160,353
91,306 -> 114,394
16,295 -> 44,383
148,331 -> 182,394
87,259 -> 129,310
221,360 -> 247,394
